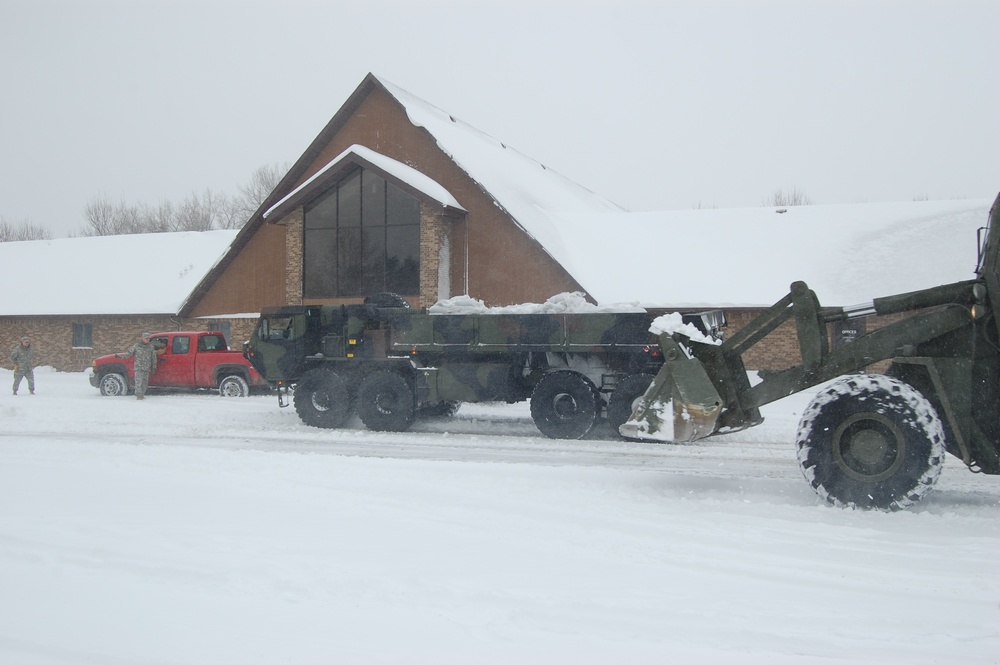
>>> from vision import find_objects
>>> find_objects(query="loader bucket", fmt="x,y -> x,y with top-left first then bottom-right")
619,336 -> 723,442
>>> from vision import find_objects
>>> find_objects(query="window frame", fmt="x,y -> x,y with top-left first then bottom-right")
72,322 -> 93,349
303,168 -> 420,299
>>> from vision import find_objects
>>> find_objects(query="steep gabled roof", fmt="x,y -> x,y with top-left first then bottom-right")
181,73 -> 621,315
0,230 -> 238,316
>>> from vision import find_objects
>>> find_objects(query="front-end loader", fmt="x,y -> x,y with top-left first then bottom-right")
621,193 -> 1000,510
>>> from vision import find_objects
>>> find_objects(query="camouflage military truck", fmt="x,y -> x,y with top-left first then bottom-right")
243,294 -> 724,439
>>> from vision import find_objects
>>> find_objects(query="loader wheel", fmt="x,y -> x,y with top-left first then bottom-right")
608,373 -> 655,434
530,370 -> 601,440
294,369 -> 353,429
357,371 -> 415,432
796,374 -> 946,511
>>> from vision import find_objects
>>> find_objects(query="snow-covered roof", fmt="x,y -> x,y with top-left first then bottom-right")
376,76 -> 994,308
0,230 -> 239,316
263,143 -> 465,221
377,77 -> 624,268
550,198 -> 993,308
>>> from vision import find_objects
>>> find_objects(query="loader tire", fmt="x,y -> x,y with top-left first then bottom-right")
608,373 -> 655,434
357,371 -> 416,432
795,374 -> 945,511
530,370 -> 601,440
294,369 -> 353,429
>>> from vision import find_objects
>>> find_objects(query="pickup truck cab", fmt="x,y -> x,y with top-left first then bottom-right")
89,331 -> 267,397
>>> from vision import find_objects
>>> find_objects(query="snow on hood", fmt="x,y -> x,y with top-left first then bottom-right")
650,312 -> 723,346
0,230 -> 239,316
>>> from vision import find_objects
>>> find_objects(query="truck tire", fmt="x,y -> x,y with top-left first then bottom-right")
796,374 -> 946,511
530,370 -> 601,439
607,373 -> 655,434
357,371 -> 415,432
294,369 -> 353,429
218,374 -> 249,398
99,372 -> 129,397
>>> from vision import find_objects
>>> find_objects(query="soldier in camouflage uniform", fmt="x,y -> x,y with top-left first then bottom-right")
117,332 -> 158,400
10,336 -> 35,395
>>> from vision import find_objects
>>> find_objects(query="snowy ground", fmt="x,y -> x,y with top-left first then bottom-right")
1,368 -> 997,664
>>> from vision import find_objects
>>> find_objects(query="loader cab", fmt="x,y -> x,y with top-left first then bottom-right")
976,193 -> 1000,340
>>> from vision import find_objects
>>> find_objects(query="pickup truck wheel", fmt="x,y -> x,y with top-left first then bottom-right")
99,372 -> 129,397
357,371 -> 415,432
218,375 -> 249,398
294,369 -> 353,429
796,374 -> 946,511
530,370 -> 600,439
607,373 -> 655,434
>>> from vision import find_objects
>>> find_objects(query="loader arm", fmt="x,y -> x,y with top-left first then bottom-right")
622,279 -> 979,442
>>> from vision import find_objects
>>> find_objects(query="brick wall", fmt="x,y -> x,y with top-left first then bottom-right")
419,205 -> 453,309
1,314 -> 259,373
284,208 -> 304,305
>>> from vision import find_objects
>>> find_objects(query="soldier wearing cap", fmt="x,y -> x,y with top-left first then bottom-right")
116,332 -> 158,400
10,335 -> 35,395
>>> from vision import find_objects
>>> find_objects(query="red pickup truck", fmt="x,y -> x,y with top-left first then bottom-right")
89,331 -> 268,397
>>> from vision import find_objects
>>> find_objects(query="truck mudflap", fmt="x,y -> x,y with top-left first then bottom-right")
619,334 -> 724,442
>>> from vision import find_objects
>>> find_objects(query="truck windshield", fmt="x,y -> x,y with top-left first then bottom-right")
977,223 -> 991,276
260,317 -> 295,341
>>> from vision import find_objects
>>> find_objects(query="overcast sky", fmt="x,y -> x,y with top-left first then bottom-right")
2,0 -> 997,238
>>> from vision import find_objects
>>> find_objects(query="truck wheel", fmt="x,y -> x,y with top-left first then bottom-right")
796,374 -> 946,511
99,372 -> 129,397
607,373 -> 655,434
357,371 -> 415,432
294,369 -> 353,429
218,375 -> 249,397
530,370 -> 600,439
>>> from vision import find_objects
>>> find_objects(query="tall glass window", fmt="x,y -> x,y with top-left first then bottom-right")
303,168 -> 420,298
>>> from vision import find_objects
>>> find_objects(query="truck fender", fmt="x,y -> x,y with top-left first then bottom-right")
98,363 -> 132,381
213,364 -> 249,385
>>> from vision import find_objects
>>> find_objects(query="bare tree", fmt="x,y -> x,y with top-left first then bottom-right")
0,216 -> 52,242
231,162 -> 288,225
762,186 -> 813,207
141,200 -> 177,233
80,162 -> 288,236
82,194 -> 146,236
175,189 -> 226,232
